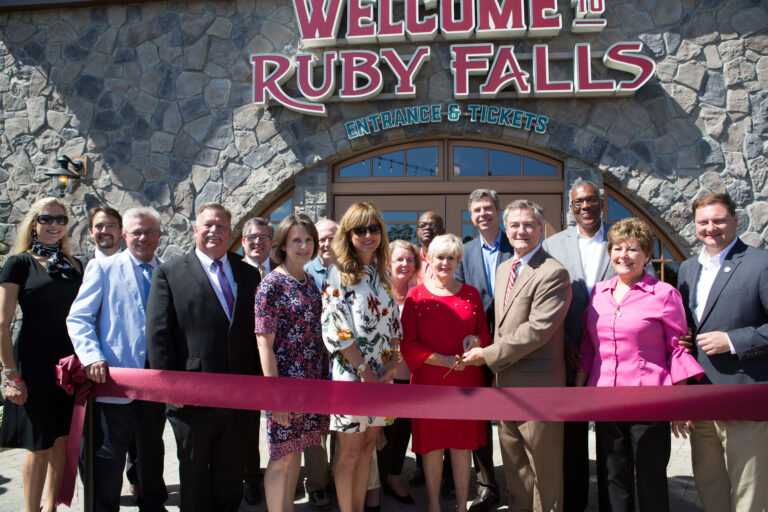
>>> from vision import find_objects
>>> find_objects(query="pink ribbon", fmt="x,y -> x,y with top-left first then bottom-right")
55,359 -> 768,506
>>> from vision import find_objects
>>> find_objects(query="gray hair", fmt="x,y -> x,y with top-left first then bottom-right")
243,216 -> 274,237
427,234 -> 464,262
569,178 -> 602,200
467,189 -> 500,211
503,200 -> 545,226
122,207 -> 162,231
315,218 -> 338,231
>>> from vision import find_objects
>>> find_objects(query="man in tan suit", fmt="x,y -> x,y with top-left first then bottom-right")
464,199 -> 571,512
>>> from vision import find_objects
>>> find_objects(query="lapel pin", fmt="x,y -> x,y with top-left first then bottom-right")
724,266 -> 731,273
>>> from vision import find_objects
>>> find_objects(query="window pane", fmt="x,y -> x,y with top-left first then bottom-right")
489,150 -> 521,176
462,224 -> 475,242
664,262 -> 679,287
462,210 -> 471,222
387,224 -> 417,244
269,198 -> 292,223
663,246 -> 675,260
653,238 -> 661,259
339,159 -> 370,178
373,151 -> 404,177
522,156 -> 557,176
606,197 -> 633,222
406,147 -> 439,177
453,146 -> 486,176
382,211 -> 417,223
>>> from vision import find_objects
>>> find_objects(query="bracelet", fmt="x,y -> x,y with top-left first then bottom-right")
4,378 -> 23,388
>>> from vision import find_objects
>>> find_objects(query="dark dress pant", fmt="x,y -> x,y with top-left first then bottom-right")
473,366 -> 499,494
563,421 -> 589,511
243,409 -> 262,487
168,406 -> 248,512
82,400 -> 167,512
595,421 -> 671,512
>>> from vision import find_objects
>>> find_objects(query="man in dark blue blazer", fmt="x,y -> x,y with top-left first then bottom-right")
147,202 -> 261,512
677,192 -> 768,512
454,189 -> 512,512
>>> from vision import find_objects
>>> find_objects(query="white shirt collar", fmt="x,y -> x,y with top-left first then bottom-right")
95,247 -> 121,259
195,248 -> 227,269
576,224 -> 605,243
515,244 -> 541,270
698,237 -> 738,269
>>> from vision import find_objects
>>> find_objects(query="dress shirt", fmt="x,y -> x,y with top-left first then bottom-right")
304,256 -> 329,291
127,251 -> 159,303
196,249 -> 238,320
694,237 -> 739,354
244,254 -> 271,274
580,272 -> 704,387
515,243 -> 541,273
416,247 -> 432,284
577,225 -> 605,295
95,247 -> 122,260
481,230 -> 502,294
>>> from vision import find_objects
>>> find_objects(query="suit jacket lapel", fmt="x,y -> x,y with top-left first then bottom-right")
228,253 -> 245,326
118,252 -> 146,315
698,242 -> 744,329
565,227 -> 590,298
185,251 -> 230,323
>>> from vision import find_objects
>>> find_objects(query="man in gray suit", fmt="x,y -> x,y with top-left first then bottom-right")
677,192 -> 768,512
455,189 -> 511,511
541,179 -> 611,512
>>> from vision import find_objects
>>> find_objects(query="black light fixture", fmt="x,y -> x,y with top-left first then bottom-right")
45,155 -> 83,196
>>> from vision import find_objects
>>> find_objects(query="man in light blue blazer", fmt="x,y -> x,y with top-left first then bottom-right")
454,189 -> 512,512
677,193 -> 768,512
67,207 -> 167,512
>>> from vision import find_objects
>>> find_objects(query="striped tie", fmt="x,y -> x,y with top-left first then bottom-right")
503,258 -> 521,308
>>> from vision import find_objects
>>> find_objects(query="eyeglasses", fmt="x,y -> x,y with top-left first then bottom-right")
245,234 -> 271,242
351,223 -> 382,236
418,222 -> 442,229
570,196 -> 600,208
37,215 -> 69,225
127,230 -> 158,239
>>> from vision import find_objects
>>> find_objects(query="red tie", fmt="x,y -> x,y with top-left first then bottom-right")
503,258 -> 521,308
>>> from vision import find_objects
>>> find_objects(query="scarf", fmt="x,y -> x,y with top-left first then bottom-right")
30,233 -> 77,279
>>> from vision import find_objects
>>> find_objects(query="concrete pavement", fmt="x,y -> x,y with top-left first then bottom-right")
0,416 -> 702,511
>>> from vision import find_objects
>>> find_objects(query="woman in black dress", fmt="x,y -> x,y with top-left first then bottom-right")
0,197 -> 82,512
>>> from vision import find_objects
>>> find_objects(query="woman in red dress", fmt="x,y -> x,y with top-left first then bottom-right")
400,234 -> 491,512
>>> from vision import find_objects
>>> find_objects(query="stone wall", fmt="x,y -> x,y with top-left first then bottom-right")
1,0 -> 766,261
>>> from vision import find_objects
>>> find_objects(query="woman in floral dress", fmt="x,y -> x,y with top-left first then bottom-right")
322,202 -> 402,512
255,214 -> 330,512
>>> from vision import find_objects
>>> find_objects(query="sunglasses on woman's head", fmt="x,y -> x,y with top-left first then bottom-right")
351,223 -> 381,236
37,215 -> 69,225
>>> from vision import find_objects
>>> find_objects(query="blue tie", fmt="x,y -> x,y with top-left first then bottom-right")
140,263 -> 152,306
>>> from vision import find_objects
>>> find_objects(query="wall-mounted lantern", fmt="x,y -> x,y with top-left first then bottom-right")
44,155 -> 83,197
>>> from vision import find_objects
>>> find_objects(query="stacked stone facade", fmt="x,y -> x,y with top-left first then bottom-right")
0,0 -> 766,261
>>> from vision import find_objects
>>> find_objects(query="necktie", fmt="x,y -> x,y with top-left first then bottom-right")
214,260 -> 235,316
503,258 -> 521,308
257,264 -> 266,280
140,263 -> 152,306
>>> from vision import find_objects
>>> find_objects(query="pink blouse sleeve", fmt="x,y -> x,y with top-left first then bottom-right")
662,287 -> 704,383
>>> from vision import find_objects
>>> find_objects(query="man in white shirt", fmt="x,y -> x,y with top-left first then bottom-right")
678,193 -> 768,512
79,206 -> 123,269
67,207 -> 167,512
541,179 -> 613,512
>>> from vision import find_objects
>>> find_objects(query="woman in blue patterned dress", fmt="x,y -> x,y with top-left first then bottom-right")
255,214 -> 330,512
322,202 -> 402,512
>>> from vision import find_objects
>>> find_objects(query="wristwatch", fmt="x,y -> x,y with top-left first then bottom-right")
356,362 -> 367,374
2,368 -> 18,378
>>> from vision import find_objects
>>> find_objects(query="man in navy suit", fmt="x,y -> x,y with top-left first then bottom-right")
454,189 -> 512,512
147,202 -> 261,512
678,192 -> 768,512
67,207 -> 167,512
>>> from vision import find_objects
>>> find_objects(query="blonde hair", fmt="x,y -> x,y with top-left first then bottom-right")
332,202 -> 390,287
12,197 -> 76,264
390,239 -> 421,274
427,234 -> 464,261
607,217 -> 654,256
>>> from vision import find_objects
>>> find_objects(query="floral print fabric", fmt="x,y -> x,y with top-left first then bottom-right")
322,264 -> 402,432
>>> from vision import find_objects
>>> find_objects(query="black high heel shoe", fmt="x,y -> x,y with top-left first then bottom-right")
383,481 -> 416,505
